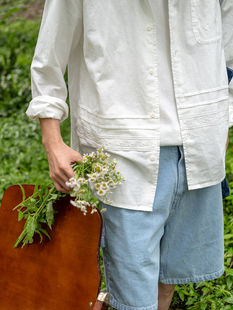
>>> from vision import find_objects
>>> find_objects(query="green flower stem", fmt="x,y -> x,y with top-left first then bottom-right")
13,191 -> 39,210
13,228 -> 27,248
32,186 -> 56,219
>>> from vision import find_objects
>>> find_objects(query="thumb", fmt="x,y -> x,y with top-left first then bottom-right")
70,149 -> 83,164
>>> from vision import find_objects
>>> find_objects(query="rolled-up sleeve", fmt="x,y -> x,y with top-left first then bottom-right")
26,0 -> 82,123
220,0 -> 233,127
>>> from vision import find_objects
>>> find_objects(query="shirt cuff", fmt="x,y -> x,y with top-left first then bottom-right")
26,95 -> 69,123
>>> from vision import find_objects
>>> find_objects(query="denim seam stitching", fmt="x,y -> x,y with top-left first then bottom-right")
109,296 -> 158,310
159,267 -> 224,285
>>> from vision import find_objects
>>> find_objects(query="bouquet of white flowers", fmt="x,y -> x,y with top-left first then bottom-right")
13,146 -> 125,248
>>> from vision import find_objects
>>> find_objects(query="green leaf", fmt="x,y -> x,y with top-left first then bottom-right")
201,302 -> 208,310
226,268 -> 233,276
44,186 -> 49,200
35,230 -> 43,243
50,194 -> 58,200
225,297 -> 233,304
40,228 -> 51,241
227,276 -> 233,289
210,300 -> 216,310
29,238 -> 34,244
32,207 -> 39,213
18,210 -> 24,221
19,184 -> 26,202
178,290 -> 185,301
2,7 -> 23,20
38,188 -> 43,202
26,216 -> 37,241
38,218 -> 47,224
22,235 -> 29,248
13,229 -> 27,248
46,201 -> 54,229
33,184 -> 39,196
202,287 -> 211,296
224,234 -> 233,240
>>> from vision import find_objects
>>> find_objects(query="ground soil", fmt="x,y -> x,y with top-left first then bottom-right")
15,1 -> 44,20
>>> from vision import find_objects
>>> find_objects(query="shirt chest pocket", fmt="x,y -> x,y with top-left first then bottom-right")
191,0 -> 222,44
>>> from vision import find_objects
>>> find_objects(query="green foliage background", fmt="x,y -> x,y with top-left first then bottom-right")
0,2 -> 233,309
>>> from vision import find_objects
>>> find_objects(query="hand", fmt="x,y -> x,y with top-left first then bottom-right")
44,140 -> 82,192
39,118 -> 82,193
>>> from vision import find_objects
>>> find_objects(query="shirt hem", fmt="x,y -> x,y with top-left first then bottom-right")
103,201 -> 153,212
187,177 -> 225,191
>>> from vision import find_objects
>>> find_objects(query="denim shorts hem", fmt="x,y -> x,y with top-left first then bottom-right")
159,267 -> 224,285
109,298 -> 158,310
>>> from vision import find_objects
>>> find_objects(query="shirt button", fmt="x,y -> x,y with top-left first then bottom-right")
150,155 -> 156,162
149,69 -> 154,75
150,112 -> 156,118
146,25 -> 152,31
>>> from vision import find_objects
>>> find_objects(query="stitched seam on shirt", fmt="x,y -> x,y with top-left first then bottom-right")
78,104 -> 152,119
77,126 -> 158,140
176,85 -> 228,97
77,135 -> 158,151
180,110 -> 228,130
77,116 -> 158,130
77,127 -> 159,150
178,96 -> 228,109
179,106 -> 228,119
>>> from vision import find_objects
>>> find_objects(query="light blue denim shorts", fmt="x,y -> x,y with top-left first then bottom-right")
101,146 -> 224,310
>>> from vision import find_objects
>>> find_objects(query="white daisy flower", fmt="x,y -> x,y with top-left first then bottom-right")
97,189 -> 107,197
70,200 -> 76,207
94,183 -> 101,190
94,164 -> 102,172
77,178 -> 87,185
73,186 -> 81,193
101,182 -> 109,191
88,173 -> 98,180
66,181 -> 75,188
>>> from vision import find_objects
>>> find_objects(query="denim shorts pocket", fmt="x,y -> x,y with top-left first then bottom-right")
191,0 -> 222,44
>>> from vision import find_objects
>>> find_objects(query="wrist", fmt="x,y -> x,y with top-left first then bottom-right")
39,118 -> 63,148
42,135 -> 64,149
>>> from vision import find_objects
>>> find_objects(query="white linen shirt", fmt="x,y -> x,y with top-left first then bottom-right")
27,0 -> 233,211
151,0 -> 183,146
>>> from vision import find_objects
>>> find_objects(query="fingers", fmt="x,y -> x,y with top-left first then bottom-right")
53,180 -> 70,193
43,139 -> 83,193
70,151 -> 83,165
50,170 -> 72,193
49,161 -> 76,192
48,147 -> 82,193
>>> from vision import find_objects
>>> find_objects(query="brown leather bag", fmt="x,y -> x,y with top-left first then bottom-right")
0,185 -> 109,310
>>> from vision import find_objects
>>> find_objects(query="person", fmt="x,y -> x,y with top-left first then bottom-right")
26,1 -> 233,309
